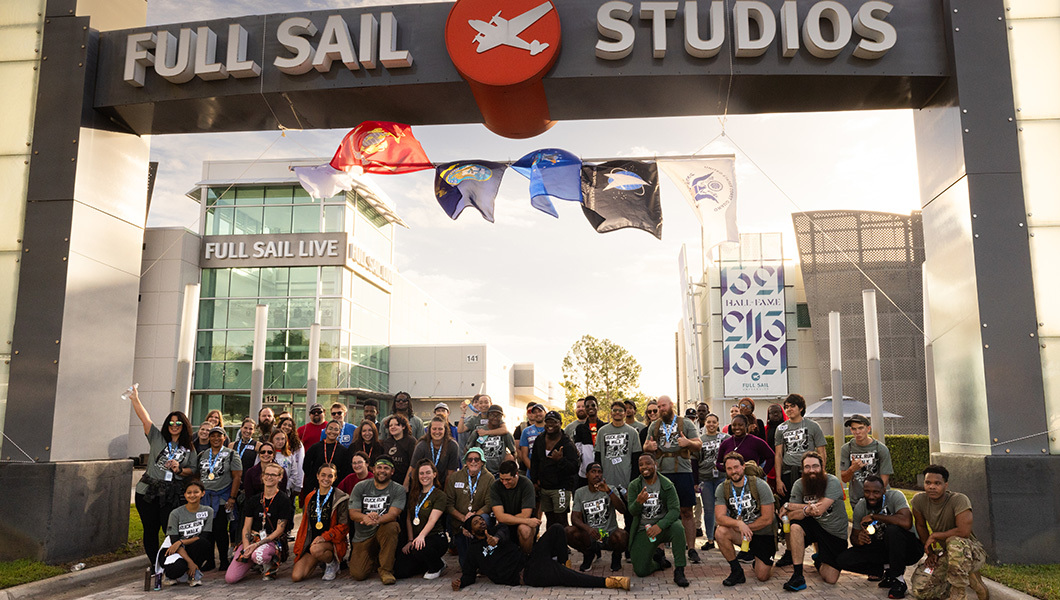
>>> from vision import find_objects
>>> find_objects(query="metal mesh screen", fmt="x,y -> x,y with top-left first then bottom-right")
792,210 -> 927,435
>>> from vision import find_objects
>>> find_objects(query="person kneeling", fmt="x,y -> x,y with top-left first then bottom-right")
452,515 -> 630,591
347,457 -> 406,584
627,454 -> 689,587
565,462 -> 630,572
159,481 -> 214,587
291,464 -> 349,582
779,451 -> 849,591
226,463 -> 293,583
395,459 -> 449,580
714,452 -> 776,587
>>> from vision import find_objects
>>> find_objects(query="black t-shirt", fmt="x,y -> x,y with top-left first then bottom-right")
489,475 -> 536,516
246,490 -> 294,537
305,488 -> 336,545
382,435 -> 417,484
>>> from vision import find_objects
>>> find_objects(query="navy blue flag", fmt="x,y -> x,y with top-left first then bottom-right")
434,161 -> 507,222
580,160 -> 662,239
511,149 -> 583,218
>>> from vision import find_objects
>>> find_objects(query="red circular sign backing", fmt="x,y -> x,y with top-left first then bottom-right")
445,0 -> 561,87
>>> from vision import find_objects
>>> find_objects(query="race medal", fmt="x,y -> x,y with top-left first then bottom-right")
208,473 -> 215,481
315,521 -> 324,530
413,517 -> 420,526
259,529 -> 267,539
468,504 -> 473,512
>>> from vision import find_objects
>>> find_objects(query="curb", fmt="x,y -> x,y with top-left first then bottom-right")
0,556 -> 144,600
984,577 -> 1042,600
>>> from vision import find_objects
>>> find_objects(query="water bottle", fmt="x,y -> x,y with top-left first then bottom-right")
645,525 -> 656,543
121,383 -> 139,401
740,536 -> 750,552
71,562 -> 85,571
781,515 -> 790,533
143,567 -> 153,591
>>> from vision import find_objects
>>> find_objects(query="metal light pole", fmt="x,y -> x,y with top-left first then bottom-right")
307,322 -> 321,408
863,290 -> 885,441
829,311 -> 844,473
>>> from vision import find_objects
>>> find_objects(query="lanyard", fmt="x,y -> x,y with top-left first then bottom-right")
261,492 -> 276,531
166,442 -> 177,461
732,478 -> 748,518
467,472 -> 481,500
315,487 -> 333,525
236,438 -> 253,456
660,419 -> 676,443
207,448 -> 219,475
324,441 -> 337,465
414,486 -> 435,522
431,441 -> 442,466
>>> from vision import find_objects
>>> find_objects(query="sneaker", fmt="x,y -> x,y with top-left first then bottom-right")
700,540 -> 715,551
688,549 -> 702,564
605,576 -> 631,590
379,570 -> 396,585
653,547 -> 671,570
162,577 -> 179,586
423,566 -> 446,580
580,550 -> 595,571
262,559 -> 278,581
723,567 -> 746,587
322,559 -> 339,581
737,550 -> 754,563
611,551 -> 623,572
775,550 -> 793,568
879,576 -> 898,589
888,580 -> 908,598
783,574 -> 807,591
188,570 -> 203,587
673,566 -> 689,588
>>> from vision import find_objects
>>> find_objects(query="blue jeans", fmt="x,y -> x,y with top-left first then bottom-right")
699,476 -> 724,541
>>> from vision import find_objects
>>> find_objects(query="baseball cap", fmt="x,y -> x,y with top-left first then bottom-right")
845,414 -> 871,427
308,403 -> 324,413
544,410 -> 562,422
208,426 -> 226,435
487,404 -> 504,415
434,402 -> 451,412
528,402 -> 545,412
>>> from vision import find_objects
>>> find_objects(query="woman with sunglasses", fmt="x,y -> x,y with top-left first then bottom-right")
381,392 -> 422,442
349,420 -> 383,464
443,447 -> 495,572
411,416 -> 460,488
243,442 -> 289,498
396,459 -> 448,580
269,428 -> 304,499
639,402 -> 660,446
130,385 -> 197,566
226,462 -> 294,583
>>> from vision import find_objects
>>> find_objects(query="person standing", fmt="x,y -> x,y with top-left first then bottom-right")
269,428 -> 304,500
737,398 -> 767,440
381,391 -> 423,442
627,454 -> 689,587
595,401 -> 642,496
395,460 -> 449,580
362,399 -> 380,428
517,403 -> 546,477
291,464 -> 349,582
129,386 -> 196,566
624,400 -> 646,434
467,404 -> 516,476
567,462 -> 630,572
716,414 -> 775,475
320,402 -> 356,447
381,414 -> 417,487
445,447 -> 495,571
840,414 -> 894,508
779,451 -> 849,591
642,395 -> 702,565
256,407 -> 275,444
573,396 -> 607,488
228,418 -> 259,472
429,401 -> 459,439
837,475 -> 923,599
337,451 -> 372,494
348,457 -> 407,584
457,394 -> 491,459
411,415 -> 461,487
639,400 -> 659,446
348,420 -> 383,464
529,411 -> 579,528
765,403 -> 786,491
197,426 -> 242,571
909,465 -> 989,600
714,451 -> 776,587
693,403 -> 710,436
226,462 -> 294,583
160,481 -> 213,586
302,421 -> 353,507
490,460 -> 541,554
242,442 -> 287,499
697,413 -> 729,550
565,398 -> 587,439
297,403 -> 327,450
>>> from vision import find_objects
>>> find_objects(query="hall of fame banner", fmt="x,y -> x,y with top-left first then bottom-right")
721,265 -> 788,397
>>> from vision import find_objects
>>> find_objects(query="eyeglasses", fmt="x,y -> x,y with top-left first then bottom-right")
310,410 -> 323,415
259,450 -> 275,455
465,457 -> 482,463
262,473 -> 281,478
331,412 -> 343,417
167,421 -> 182,427
646,410 -> 658,415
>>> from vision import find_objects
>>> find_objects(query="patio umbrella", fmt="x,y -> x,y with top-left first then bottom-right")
805,396 -> 903,420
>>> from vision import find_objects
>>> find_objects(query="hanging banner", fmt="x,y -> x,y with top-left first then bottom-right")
721,264 -> 787,397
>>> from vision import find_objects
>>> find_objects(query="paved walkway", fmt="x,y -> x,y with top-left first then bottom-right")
73,543 -> 919,600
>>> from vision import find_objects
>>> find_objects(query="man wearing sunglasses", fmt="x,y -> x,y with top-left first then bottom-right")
380,392 -> 423,442
298,403 -> 327,450
319,402 -> 356,447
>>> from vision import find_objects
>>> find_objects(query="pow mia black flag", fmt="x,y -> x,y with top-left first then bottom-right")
580,160 -> 662,239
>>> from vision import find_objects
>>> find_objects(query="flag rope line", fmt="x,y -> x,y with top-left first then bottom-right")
718,0 -> 735,135
1,431 -> 38,463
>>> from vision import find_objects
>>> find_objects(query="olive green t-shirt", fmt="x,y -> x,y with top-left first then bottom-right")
911,490 -> 975,540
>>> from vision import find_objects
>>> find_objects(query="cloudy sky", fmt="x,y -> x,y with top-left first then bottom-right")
144,1 -> 922,397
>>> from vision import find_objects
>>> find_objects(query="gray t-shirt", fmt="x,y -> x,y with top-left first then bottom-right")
349,479 -> 407,543
715,476 -> 775,536
197,446 -> 242,491
852,491 -> 914,538
564,420 -> 584,439
639,477 -> 665,526
630,420 -> 646,433
840,439 -> 894,506
790,474 -> 849,539
594,423 -> 642,493
473,433 -> 516,475
573,486 -> 619,533
698,432 -> 730,480
136,425 -> 196,495
775,419 -> 827,472
648,416 -> 700,474
166,504 -> 214,540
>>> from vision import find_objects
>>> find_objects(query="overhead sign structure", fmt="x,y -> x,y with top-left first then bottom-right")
721,264 -> 788,397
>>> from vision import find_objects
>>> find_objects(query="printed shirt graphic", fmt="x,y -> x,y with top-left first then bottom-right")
167,505 -> 214,541
790,474 -> 849,539
777,420 -> 826,469
138,425 -> 195,494
573,487 -> 618,532
841,440 -> 894,506
652,417 -> 699,473
716,477 -> 773,533
852,491 -> 913,538
640,478 -> 664,525
197,447 -> 242,491
479,433 -> 516,474
594,424 -> 641,492
350,479 -> 407,542
698,432 -> 729,480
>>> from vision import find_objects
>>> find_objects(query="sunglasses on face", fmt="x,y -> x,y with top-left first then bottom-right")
466,457 -> 482,463
259,450 -> 275,455
167,421 -> 182,427
331,412 -> 343,417
646,410 -> 658,415
310,410 -> 323,415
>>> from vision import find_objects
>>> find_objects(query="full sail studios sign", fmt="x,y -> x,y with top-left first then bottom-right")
100,0 -> 935,139
201,232 -> 394,289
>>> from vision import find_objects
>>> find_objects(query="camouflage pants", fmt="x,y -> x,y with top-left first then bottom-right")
910,536 -> 987,599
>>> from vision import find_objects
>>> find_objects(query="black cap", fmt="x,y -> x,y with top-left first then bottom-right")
487,404 -> 504,415
545,410 -> 562,422
844,414 -> 871,427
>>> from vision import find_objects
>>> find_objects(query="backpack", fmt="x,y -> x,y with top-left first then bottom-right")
720,473 -> 778,543
648,416 -> 694,472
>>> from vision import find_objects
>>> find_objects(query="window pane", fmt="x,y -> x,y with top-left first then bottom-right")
266,330 -> 287,360
320,266 -> 341,296
265,186 -> 294,204
289,267 -> 317,297
287,362 -> 308,388
293,186 -> 314,204
289,298 -> 315,328
234,206 -> 263,235
226,329 -> 254,361
194,362 -> 224,389
319,298 -> 340,327
263,205 -> 292,234
229,268 -> 260,297
235,186 -> 265,205
264,362 -> 286,389
209,187 -> 234,206
228,298 -> 258,328
259,267 -> 289,297
292,205 -> 320,233
196,330 -> 226,361
288,330 -> 310,360
266,299 -> 288,329
224,362 -> 253,389
319,329 -> 340,359
324,205 -> 344,232
318,362 -> 338,389
207,207 -> 234,235
198,299 -> 228,329
201,269 -> 230,298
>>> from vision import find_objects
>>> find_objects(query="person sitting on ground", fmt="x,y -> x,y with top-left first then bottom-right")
348,457 -> 406,584
627,453 -> 690,587
395,459 -> 449,580
489,459 -> 541,554
291,464 -> 349,582
160,480 -> 213,587
714,451 -> 776,587
909,465 -> 989,600
452,514 -> 631,591
226,463 -> 293,583
779,450 -> 849,591
837,475 -> 923,599
566,462 -> 630,572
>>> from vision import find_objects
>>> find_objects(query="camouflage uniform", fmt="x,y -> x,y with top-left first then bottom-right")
910,536 -> 987,599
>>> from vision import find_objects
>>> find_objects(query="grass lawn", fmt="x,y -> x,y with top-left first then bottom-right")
0,505 -> 144,590
982,564 -> 1060,600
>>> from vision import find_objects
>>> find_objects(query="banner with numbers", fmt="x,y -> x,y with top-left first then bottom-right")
721,265 -> 788,397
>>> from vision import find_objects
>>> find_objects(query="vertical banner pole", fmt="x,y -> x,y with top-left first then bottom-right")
829,311 -> 844,474
862,290 -> 885,441
922,266 -> 941,454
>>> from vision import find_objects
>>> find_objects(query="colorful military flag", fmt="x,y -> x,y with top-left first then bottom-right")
580,160 -> 662,239
660,158 -> 738,252
330,121 -> 432,174
434,161 -> 507,222
511,149 -> 582,218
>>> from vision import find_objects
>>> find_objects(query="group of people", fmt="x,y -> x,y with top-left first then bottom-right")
130,389 -> 988,600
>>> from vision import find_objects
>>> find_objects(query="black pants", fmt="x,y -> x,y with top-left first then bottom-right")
522,525 -> 607,588
135,492 -> 180,564
395,533 -> 449,578
162,537 -> 214,580
837,524 -> 924,578
210,507 -> 231,568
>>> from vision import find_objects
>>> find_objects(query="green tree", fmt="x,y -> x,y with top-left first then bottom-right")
561,335 -> 643,423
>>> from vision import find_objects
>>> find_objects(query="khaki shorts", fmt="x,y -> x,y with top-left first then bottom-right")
540,488 -> 570,513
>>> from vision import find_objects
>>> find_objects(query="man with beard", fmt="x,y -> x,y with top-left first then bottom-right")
838,476 -> 923,599
840,415 -> 894,508
567,462 -> 630,572
714,452 -> 776,586
530,411 -> 579,528
452,514 -> 630,591
297,404 -> 327,450
565,398 -> 587,439
779,451 -> 849,591
627,454 -> 689,586
257,407 -> 275,443
518,403 -> 546,477
908,465 -> 989,600
574,396 -> 607,488
468,404 -> 516,476
490,459 -> 541,553
624,400 -> 646,434
643,395 -> 702,565
381,392 -> 422,442
348,457 -> 406,584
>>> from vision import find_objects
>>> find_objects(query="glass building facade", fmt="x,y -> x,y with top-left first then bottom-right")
191,181 -> 395,427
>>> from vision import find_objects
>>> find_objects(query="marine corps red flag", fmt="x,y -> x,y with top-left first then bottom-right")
330,121 -> 432,174
580,160 -> 662,239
